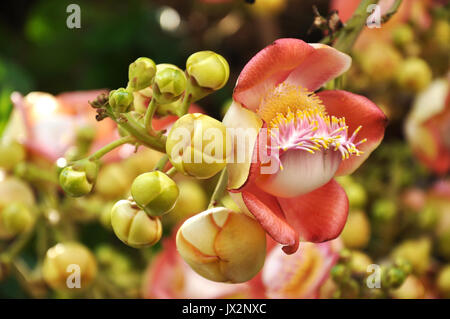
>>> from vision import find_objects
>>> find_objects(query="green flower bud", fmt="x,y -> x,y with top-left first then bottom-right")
59,159 -> 99,197
96,163 -> 133,199
437,265 -> 450,298
0,140 -> 25,171
42,242 -> 97,291
391,237 -> 431,275
153,64 -> 187,104
0,177 -> 35,239
382,267 -> 406,289
1,202 -> 34,235
110,199 -> 162,248
372,198 -> 397,223
396,57 -> 432,92
128,57 -> 157,91
392,24 -> 414,47
131,171 -> 179,217
166,113 -> 229,179
348,251 -> 373,276
99,202 -> 114,230
109,88 -> 134,113
393,257 -> 413,276
331,264 -> 351,284
437,230 -> 450,261
186,51 -> 229,91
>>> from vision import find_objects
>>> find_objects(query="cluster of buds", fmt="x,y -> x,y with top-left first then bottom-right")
109,171 -> 179,248
55,49 -> 236,282
330,249 -> 412,298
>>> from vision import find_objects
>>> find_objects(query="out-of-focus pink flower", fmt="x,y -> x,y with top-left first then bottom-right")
262,239 -> 341,299
404,78 -> 450,175
10,90 -> 117,162
223,38 -> 387,254
330,0 -> 432,29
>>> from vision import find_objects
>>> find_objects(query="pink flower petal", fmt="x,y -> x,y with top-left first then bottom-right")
318,90 -> 388,176
277,179 -> 349,243
285,43 -> 351,92
233,38 -> 315,111
241,183 -> 299,254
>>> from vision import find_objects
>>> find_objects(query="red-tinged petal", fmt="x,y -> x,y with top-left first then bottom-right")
318,90 -> 388,176
329,0 -> 360,23
241,184 -> 299,254
277,179 -> 349,243
285,43 -> 351,92
233,38 -> 315,111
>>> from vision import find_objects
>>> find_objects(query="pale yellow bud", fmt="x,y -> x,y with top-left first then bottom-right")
110,199 -> 162,248
176,207 -> 266,283
341,210 -> 371,249
166,113 -> 229,179
42,242 -> 97,291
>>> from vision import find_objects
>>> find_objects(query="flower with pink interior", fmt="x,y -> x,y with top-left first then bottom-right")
404,78 -> 450,175
223,38 -> 387,254
10,90 -> 117,162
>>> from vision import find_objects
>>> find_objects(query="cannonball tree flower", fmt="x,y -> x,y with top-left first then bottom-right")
223,39 -> 387,254
404,78 -> 450,175
9,90 -> 117,162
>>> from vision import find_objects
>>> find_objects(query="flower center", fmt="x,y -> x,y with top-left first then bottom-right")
258,83 -> 366,170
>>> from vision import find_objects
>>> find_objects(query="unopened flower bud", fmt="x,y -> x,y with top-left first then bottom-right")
1,202 -> 34,235
131,171 -> 179,217
330,264 -> 351,284
59,159 -> 99,197
396,57 -> 432,92
382,267 -> 406,289
164,180 -> 207,226
176,207 -> 266,283
42,242 -> 97,291
391,237 -> 431,275
392,24 -> 414,47
0,177 -> 35,239
391,275 -> 425,299
153,64 -> 187,104
128,57 -> 157,91
341,210 -> 371,249
348,251 -> 373,276
166,113 -> 229,179
109,88 -> 134,113
0,140 -> 25,171
437,265 -> 450,298
110,199 -> 162,248
96,163 -> 133,199
186,51 -> 229,91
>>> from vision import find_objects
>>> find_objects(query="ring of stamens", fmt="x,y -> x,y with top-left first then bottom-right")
258,83 -> 366,171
